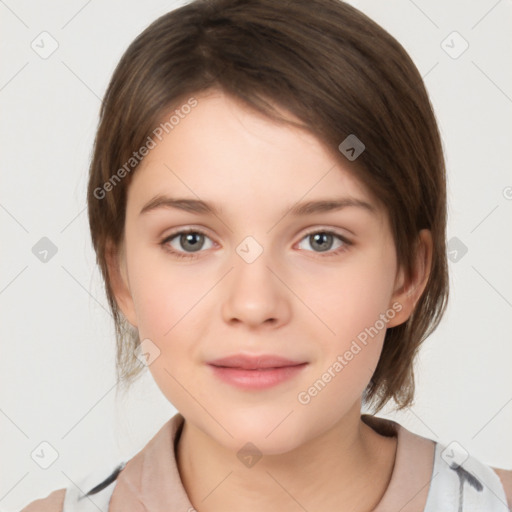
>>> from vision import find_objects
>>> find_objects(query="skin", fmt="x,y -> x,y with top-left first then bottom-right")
107,88 -> 432,511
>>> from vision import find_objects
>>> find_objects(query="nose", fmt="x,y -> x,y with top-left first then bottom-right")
221,247 -> 292,330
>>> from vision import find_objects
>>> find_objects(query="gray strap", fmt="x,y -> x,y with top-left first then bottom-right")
62,461 -> 126,512
424,442 -> 510,511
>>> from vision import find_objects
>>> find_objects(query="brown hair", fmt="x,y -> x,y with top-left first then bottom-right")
87,0 -> 449,414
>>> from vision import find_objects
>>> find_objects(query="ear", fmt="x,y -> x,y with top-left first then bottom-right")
386,229 -> 433,328
105,239 -> 138,328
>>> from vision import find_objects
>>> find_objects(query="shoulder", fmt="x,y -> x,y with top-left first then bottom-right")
492,467 -> 512,510
371,415 -> 512,512
20,488 -> 66,512
425,439 -> 512,511
20,461 -> 126,512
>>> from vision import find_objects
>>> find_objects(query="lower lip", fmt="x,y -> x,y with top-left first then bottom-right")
208,363 -> 308,390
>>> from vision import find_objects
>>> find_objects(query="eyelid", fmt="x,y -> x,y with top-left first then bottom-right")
300,225 -> 353,241
163,225 -> 214,239
161,226 -> 216,247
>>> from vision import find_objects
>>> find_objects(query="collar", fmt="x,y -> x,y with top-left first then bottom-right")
110,412 -> 435,511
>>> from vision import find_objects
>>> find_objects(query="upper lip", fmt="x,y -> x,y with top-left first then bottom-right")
208,354 -> 307,370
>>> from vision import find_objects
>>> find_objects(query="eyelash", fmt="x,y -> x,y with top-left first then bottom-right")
159,228 -> 353,260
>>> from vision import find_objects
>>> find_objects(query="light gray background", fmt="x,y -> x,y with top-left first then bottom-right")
1,0 -> 511,510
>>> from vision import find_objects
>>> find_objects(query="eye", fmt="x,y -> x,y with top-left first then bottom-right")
160,227 -> 352,260
297,229 -> 352,256
160,229 -> 214,259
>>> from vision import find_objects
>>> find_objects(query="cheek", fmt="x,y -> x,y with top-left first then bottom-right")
127,248 -> 209,338
297,250 -> 396,400
306,252 -> 397,343
125,251 -> 212,398
296,275 -> 392,418
130,265 -> 208,409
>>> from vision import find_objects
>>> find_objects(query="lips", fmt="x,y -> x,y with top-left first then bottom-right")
207,354 -> 307,370
208,355 -> 309,390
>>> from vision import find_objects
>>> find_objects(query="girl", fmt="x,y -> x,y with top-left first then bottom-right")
22,0 -> 511,510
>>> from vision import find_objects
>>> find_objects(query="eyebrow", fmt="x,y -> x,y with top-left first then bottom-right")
139,194 -> 376,217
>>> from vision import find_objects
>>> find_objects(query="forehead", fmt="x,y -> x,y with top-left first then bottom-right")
127,90 -> 382,221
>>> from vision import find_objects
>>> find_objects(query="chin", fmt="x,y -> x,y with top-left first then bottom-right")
231,431 -> 303,458
214,411 -> 307,456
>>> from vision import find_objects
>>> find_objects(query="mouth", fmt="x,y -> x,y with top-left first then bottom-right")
213,365 -> 305,370
207,354 -> 308,389
207,354 -> 307,370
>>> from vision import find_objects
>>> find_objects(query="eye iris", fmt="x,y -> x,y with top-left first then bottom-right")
310,232 -> 333,252
181,232 -> 204,252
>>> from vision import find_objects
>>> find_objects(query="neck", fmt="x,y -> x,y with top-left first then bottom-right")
175,403 -> 397,512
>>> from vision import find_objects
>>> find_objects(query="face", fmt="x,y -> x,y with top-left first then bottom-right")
110,89 -> 424,455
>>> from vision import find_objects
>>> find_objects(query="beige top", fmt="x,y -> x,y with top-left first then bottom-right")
21,412 -> 512,511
